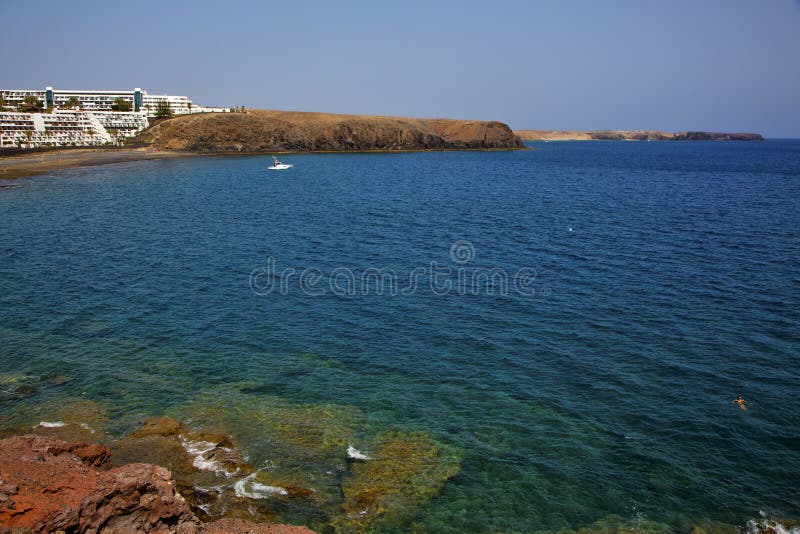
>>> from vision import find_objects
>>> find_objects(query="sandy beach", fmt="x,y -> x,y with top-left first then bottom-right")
0,148 -> 195,180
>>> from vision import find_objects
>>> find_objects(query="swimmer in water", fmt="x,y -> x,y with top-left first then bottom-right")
732,395 -> 747,410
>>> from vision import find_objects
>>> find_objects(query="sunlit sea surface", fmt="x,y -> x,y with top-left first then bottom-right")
1,141 -> 799,532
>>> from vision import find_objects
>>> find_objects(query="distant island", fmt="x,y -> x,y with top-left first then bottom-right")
135,110 -> 525,152
514,129 -> 763,141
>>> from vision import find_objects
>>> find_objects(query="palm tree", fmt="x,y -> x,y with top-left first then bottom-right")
155,100 -> 173,118
19,95 -> 43,113
111,98 -> 131,112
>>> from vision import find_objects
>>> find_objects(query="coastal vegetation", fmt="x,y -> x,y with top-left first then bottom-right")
110,97 -> 131,112
17,95 -> 43,113
154,100 -> 173,118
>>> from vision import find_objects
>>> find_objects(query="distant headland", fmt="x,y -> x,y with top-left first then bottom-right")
515,129 -> 763,141
135,110 -> 525,152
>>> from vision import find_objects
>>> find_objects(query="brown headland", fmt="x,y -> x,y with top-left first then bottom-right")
134,109 -> 525,152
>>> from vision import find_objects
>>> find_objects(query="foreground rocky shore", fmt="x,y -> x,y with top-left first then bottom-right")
0,434 -> 313,533
0,390 -> 461,533
135,110 -> 525,152
515,129 -> 764,141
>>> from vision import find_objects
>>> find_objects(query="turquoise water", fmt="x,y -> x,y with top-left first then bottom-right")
1,141 -> 799,532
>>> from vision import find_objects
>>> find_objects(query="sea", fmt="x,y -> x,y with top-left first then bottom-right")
1,140 -> 799,533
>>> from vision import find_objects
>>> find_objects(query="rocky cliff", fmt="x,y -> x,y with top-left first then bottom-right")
135,110 -> 525,152
515,129 -> 763,141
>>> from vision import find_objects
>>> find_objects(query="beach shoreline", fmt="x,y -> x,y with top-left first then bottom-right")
0,147 -> 200,180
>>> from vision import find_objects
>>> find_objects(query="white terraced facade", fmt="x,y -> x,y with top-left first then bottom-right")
0,86 -> 229,117
141,93 -> 193,115
0,85 -> 228,148
51,89 -> 140,112
0,90 -> 44,110
92,111 -> 150,141
0,110 -> 149,148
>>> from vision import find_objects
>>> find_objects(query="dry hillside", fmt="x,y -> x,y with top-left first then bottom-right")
136,110 -> 524,152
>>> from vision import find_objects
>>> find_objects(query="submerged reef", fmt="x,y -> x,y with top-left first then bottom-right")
168,383 -> 462,530
0,372 -> 74,403
337,429 -> 460,531
0,398 -> 109,443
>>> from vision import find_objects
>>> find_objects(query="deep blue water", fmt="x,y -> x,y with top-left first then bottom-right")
1,141 -> 799,532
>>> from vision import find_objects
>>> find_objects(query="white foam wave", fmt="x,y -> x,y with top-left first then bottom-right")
747,511 -> 800,534
233,473 -> 288,499
347,445 -> 370,461
181,438 -> 239,478
36,421 -> 67,428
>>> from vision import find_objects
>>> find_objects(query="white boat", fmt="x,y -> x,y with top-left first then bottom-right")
268,156 -> 293,170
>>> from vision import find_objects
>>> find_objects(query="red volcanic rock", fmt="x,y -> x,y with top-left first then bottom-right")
0,434 -> 315,533
52,464 -> 197,533
0,434 -> 197,533
47,441 -> 111,467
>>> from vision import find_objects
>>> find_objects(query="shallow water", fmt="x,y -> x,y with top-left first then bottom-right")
1,141 -> 799,532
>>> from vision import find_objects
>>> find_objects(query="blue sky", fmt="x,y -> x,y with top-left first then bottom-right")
2,0 -> 799,136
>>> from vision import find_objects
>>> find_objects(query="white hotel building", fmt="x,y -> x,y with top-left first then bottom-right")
0,86 -> 229,148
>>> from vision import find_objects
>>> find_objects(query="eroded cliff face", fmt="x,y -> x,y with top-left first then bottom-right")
135,110 -> 525,152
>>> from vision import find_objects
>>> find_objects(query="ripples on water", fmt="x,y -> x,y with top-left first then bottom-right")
1,141 -> 799,532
